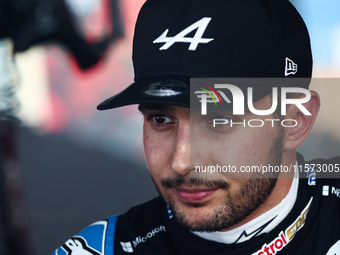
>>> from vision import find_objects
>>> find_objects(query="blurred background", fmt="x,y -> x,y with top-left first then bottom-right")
0,0 -> 339,254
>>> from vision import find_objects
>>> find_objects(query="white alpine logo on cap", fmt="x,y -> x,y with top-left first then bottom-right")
285,57 -> 298,76
153,17 -> 214,51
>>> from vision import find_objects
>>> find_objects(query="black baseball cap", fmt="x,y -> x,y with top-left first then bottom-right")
97,0 -> 312,111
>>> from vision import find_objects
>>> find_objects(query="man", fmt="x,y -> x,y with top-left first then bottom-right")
53,0 -> 340,254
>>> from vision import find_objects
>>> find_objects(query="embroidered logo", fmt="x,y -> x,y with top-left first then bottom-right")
323,185 -> 330,196
120,242 -> 134,253
62,237 -> 101,255
305,164 -> 316,186
285,57 -> 298,76
322,185 -> 340,198
120,225 -> 166,253
153,17 -> 214,51
144,79 -> 188,97
233,217 -> 276,244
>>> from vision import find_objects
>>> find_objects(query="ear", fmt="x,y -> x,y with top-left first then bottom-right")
283,90 -> 320,151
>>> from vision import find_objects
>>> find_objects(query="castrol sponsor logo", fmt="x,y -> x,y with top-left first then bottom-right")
252,197 -> 313,255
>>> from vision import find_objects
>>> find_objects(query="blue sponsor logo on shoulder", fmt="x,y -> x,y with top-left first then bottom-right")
305,164 -> 316,186
54,220 -> 108,255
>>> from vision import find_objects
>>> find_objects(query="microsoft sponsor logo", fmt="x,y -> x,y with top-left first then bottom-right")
120,225 -> 166,253
120,242 -> 133,253
322,185 -> 340,198
132,225 -> 166,247
323,185 -> 330,196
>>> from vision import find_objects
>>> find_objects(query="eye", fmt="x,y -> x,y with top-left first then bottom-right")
149,113 -> 174,126
152,114 -> 172,124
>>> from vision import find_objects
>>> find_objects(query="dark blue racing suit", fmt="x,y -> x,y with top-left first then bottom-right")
52,154 -> 340,255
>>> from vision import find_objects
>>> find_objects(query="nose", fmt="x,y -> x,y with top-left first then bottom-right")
171,119 -> 190,176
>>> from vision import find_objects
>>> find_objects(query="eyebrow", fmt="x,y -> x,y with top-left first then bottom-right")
138,104 -> 174,113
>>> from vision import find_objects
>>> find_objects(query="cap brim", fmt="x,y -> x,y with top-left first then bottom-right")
97,76 -> 190,110
97,77 -> 310,111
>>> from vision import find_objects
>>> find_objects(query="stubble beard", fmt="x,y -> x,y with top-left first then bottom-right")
152,127 -> 284,232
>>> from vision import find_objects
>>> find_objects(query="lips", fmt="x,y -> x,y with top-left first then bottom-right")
175,188 -> 218,203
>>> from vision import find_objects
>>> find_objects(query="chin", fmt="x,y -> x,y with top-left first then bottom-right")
167,197 -> 229,231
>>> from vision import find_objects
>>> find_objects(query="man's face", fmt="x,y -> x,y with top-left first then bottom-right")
140,94 -> 284,231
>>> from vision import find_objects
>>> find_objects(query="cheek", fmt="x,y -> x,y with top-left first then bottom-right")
236,127 -> 276,158
243,128 -> 262,155
143,124 -> 173,177
235,127 -> 278,165
201,127 -> 277,167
